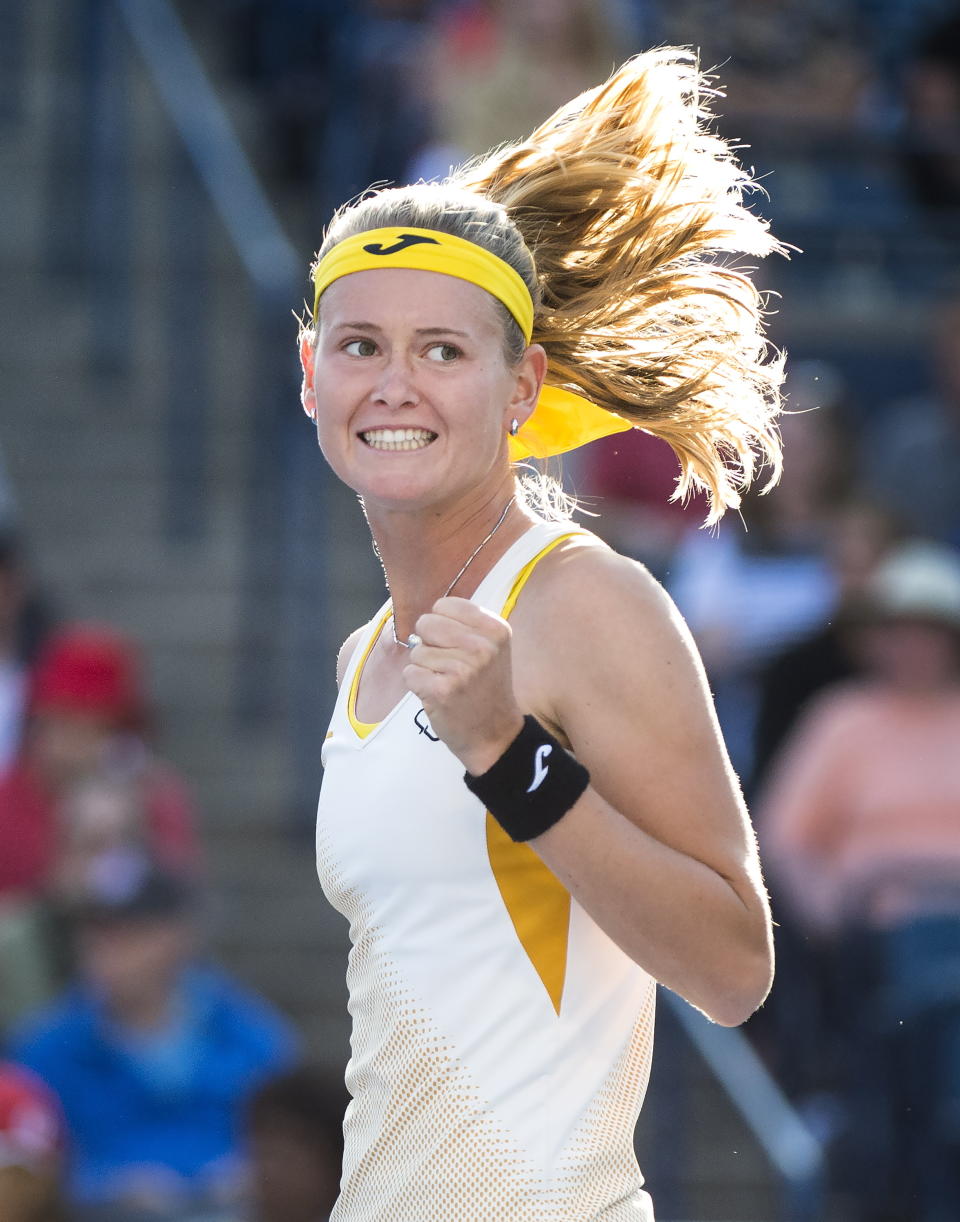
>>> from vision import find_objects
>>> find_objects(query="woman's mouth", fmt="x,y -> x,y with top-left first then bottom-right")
360,428 -> 438,451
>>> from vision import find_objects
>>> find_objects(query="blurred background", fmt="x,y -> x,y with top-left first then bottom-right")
2,0 -> 960,1219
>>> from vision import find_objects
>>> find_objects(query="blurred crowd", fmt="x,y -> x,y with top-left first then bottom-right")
194,0 -> 960,228
0,529 -> 347,1221
3,1 -> 960,1220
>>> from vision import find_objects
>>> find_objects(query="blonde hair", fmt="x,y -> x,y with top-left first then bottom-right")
308,48 -> 784,523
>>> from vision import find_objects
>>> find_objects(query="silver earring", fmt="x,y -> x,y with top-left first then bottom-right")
509,418 -> 519,436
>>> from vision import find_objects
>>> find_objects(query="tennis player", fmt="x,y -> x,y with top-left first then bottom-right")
302,48 -> 783,1221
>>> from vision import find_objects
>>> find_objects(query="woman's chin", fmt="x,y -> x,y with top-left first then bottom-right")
353,471 -> 450,514
323,444 -> 435,504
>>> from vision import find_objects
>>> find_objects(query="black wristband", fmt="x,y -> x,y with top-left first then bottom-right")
463,715 -> 590,842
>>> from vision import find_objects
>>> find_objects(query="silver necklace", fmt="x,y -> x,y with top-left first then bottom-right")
390,497 -> 515,649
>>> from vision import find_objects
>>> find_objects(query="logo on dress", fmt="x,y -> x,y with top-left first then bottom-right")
362,234 -> 440,257
527,744 -> 553,793
414,708 -> 439,741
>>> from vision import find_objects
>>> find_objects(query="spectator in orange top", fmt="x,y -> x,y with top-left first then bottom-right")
762,540 -> 960,934
0,624 -> 199,900
760,539 -> 960,1218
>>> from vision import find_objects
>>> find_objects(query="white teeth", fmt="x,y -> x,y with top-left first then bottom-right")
361,428 -> 436,451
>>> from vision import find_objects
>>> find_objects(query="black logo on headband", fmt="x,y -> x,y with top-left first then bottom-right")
363,234 -> 440,257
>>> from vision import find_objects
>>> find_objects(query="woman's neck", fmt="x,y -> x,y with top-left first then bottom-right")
365,481 -> 533,642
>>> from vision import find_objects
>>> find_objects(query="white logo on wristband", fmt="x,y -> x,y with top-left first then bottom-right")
527,744 -> 553,793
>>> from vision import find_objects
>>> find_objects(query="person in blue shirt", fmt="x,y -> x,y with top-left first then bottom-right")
8,850 -> 299,1215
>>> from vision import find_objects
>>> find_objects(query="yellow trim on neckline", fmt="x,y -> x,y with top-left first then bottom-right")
347,532 -> 579,744
501,532 -> 579,619
347,609 -> 392,739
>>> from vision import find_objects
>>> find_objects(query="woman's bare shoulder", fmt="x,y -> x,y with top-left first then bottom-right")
510,532 -> 697,729
513,531 -> 678,642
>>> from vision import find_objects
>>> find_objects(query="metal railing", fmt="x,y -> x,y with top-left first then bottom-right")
114,0 -> 298,293
661,990 -> 827,1221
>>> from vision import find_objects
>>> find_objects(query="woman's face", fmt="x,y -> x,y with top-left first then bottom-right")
304,269 -> 543,514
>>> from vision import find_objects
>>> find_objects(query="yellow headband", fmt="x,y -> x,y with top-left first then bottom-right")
311,226 -> 634,461
312,226 -> 534,343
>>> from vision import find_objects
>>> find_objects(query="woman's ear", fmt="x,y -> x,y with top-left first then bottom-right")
506,343 -> 548,432
300,334 -> 317,419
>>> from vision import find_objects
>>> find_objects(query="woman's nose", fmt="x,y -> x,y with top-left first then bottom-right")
371,355 -> 420,410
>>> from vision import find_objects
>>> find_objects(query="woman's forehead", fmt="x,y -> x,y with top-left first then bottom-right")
319,268 -> 502,335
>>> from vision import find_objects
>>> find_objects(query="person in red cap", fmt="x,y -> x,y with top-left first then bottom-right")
0,1061 -> 67,1222
0,624 -> 202,1033
0,623 -> 199,899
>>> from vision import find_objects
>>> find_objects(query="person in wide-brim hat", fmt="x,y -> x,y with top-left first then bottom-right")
860,538 -> 960,635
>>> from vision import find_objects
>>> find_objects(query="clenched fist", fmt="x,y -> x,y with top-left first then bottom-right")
402,597 -> 525,775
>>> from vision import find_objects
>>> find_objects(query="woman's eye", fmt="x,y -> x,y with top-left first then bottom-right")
344,339 -> 378,357
426,343 -> 461,363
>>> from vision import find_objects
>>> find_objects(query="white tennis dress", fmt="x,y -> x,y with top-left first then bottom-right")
317,519 -> 657,1221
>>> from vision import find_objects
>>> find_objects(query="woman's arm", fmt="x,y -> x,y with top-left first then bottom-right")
405,542 -> 773,1027
530,544 -> 771,1026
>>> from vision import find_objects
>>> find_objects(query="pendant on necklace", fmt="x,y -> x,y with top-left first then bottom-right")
390,496 -> 515,649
